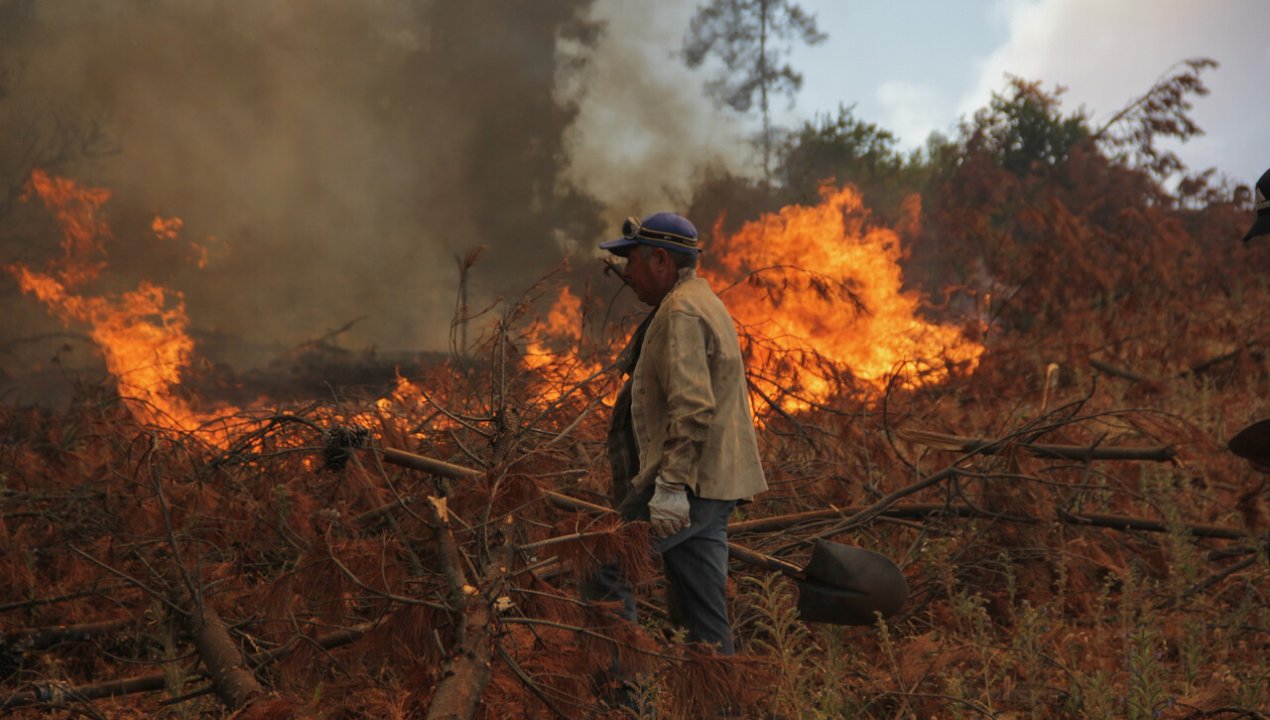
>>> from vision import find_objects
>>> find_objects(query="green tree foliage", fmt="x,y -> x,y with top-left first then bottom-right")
682,0 -> 826,182
777,105 -> 930,225
964,76 -> 1091,177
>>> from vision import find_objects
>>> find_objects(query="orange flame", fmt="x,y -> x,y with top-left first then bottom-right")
10,266 -> 197,421
701,184 -> 983,409
524,286 -> 584,372
23,168 -> 111,287
523,286 -> 608,403
9,171 -> 234,434
520,185 -> 983,415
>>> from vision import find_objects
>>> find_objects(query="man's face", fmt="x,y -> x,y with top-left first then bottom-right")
622,245 -> 675,306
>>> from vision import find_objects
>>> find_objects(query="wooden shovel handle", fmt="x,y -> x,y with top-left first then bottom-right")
540,489 -> 805,577
376,447 -> 809,577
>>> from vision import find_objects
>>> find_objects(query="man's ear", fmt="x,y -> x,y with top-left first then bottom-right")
652,247 -> 671,269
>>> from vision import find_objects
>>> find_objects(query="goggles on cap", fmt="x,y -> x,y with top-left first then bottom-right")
620,216 -> 699,253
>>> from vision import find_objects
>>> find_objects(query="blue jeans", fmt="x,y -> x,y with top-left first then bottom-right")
583,495 -> 737,655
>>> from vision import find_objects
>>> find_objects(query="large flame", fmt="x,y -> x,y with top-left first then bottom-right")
523,286 -> 584,373
522,286 -> 609,403
701,184 -> 982,409
8,170 -> 232,433
11,170 -> 980,441
518,185 -> 984,416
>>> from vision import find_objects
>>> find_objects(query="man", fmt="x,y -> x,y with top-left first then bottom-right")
587,211 -> 767,655
1245,167 -> 1270,244
1228,168 -> 1270,474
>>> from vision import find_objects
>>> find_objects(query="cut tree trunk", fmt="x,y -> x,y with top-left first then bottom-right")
187,601 -> 264,710
422,495 -> 501,720
424,592 -> 494,720
167,569 -> 264,712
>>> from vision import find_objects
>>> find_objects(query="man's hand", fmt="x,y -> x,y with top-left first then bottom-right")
649,477 -> 690,537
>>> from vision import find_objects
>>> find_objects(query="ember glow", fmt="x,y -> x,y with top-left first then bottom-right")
700,184 -> 984,409
9,171 -> 234,433
151,214 -> 183,240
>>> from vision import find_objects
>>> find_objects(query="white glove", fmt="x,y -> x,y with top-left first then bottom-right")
648,477 -> 691,538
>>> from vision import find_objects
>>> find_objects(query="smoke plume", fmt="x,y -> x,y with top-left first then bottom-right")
0,0 -> 753,408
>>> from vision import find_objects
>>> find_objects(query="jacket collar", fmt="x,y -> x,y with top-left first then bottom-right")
671,266 -> 697,291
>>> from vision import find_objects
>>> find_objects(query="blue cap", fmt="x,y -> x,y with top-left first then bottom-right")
600,212 -> 700,257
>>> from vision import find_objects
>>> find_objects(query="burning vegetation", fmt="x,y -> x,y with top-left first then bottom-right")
3,135 -> 1267,718
0,9 -> 1266,718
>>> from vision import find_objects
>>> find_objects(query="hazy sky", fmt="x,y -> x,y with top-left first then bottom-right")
572,0 -> 1267,215
786,0 -> 1268,187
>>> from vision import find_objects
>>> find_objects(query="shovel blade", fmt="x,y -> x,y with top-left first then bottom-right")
795,540 -> 908,626
1229,418 -> 1270,464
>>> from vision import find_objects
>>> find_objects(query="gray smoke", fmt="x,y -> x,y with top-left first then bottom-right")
0,0 -> 748,391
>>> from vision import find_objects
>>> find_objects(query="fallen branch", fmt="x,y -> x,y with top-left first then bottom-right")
1,673 -> 170,710
1058,509 -> 1247,539
897,428 -> 1175,462
543,491 -> 822,579
379,447 -> 483,480
2,618 -> 134,652
728,503 -> 975,534
353,493 -> 423,527
1184,336 -> 1265,378
794,465 -> 967,549
1089,356 -> 1154,383
1,619 -> 387,710
730,503 -> 1245,540
0,583 -> 133,615
1159,556 -> 1262,612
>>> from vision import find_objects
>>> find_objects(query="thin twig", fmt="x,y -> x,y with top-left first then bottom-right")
67,546 -> 185,617
495,645 -> 575,720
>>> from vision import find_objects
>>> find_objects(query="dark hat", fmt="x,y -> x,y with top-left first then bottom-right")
600,212 -> 700,257
1245,167 -> 1270,242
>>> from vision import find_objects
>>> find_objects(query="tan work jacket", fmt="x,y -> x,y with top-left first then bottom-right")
624,269 -> 767,501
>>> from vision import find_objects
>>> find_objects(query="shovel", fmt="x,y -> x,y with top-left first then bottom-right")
725,537 -> 908,626
542,489 -> 906,626
1228,418 -> 1270,473
362,443 -> 908,626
